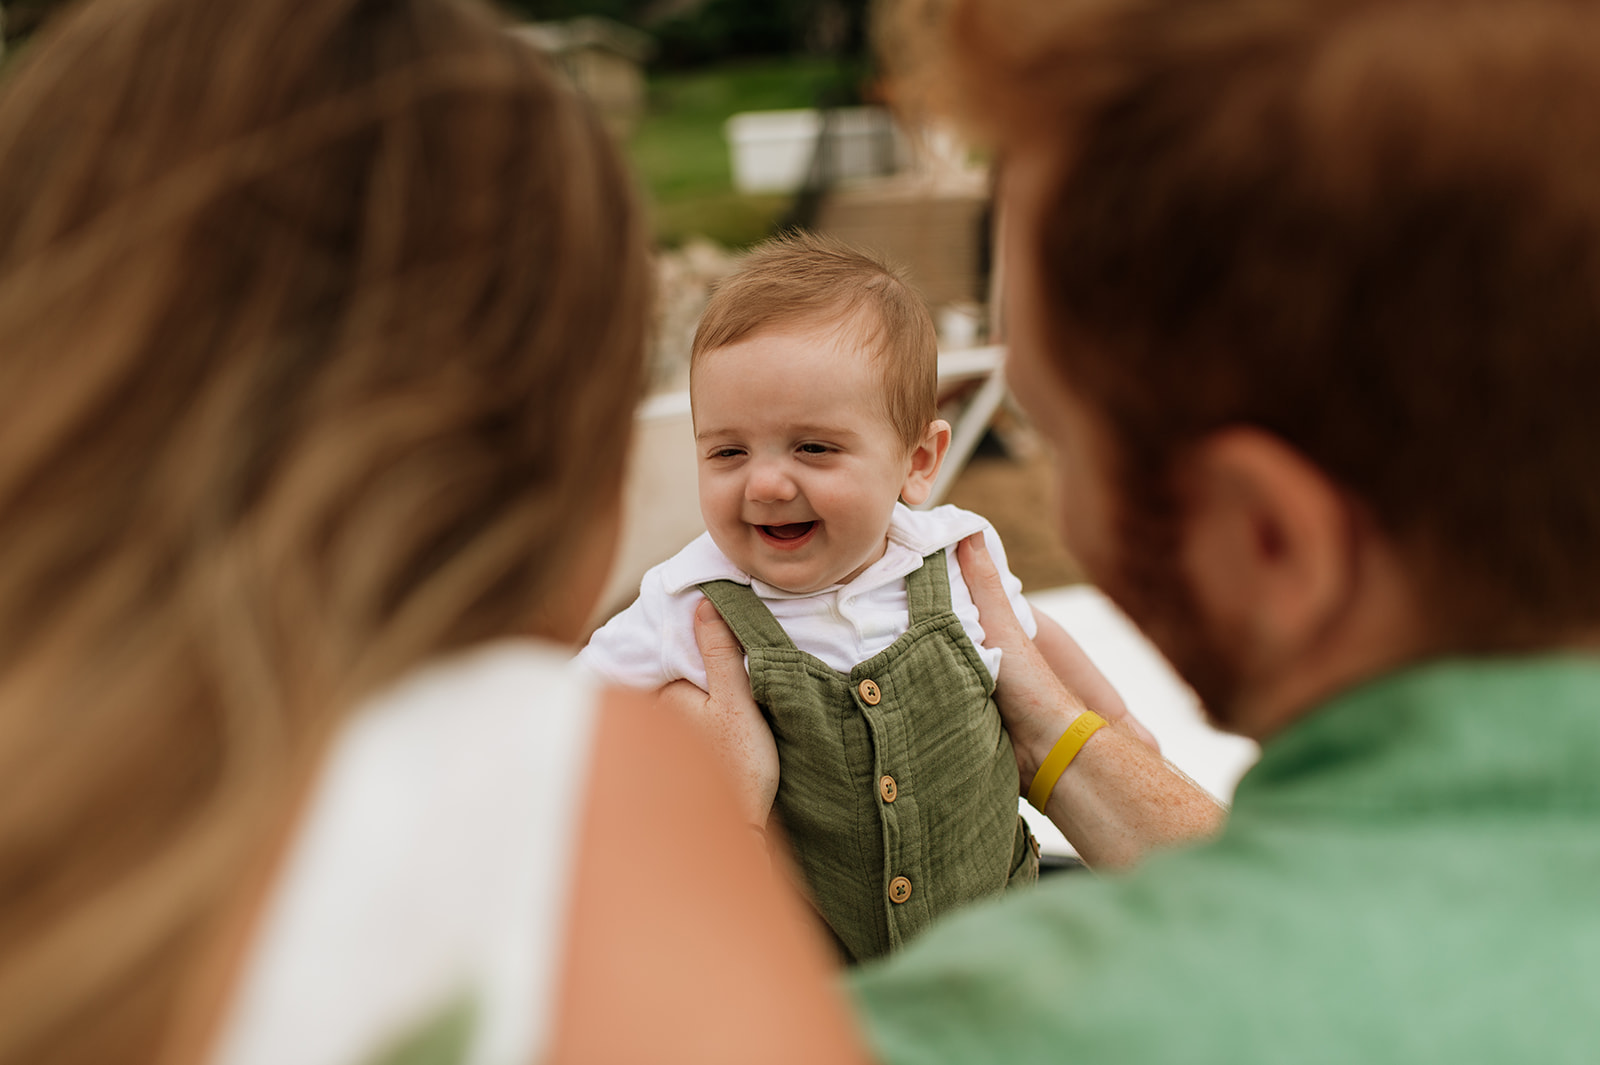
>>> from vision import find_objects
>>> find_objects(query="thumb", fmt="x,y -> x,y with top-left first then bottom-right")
693,597 -> 747,696
955,533 -> 1028,643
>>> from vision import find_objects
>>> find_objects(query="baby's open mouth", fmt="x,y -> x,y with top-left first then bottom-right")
758,521 -> 817,542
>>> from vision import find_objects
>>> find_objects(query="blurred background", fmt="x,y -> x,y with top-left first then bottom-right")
479,0 -> 1085,611
0,0 -> 1256,821
0,0 -> 1078,606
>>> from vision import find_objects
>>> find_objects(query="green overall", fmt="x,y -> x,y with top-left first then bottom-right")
699,551 -> 1037,963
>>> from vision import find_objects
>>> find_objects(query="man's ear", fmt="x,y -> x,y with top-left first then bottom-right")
1179,428 -> 1356,671
900,419 -> 952,507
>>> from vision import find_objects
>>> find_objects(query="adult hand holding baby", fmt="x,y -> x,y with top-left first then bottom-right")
676,530 -> 1222,871
954,533 -> 1224,868
659,599 -> 781,826
954,533 -> 1155,757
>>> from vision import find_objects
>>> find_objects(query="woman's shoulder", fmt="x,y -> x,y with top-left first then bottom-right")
362,638 -> 600,746
211,639 -> 600,1065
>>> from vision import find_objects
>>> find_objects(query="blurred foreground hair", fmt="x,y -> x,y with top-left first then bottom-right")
0,0 -> 649,1060
887,0 -> 1600,645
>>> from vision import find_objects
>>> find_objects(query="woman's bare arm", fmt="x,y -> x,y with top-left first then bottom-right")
958,535 -> 1224,869
549,686 -> 869,1064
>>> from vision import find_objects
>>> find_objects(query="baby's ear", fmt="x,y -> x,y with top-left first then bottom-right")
900,419 -> 952,507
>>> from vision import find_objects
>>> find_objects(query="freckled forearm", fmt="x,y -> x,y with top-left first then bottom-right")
1041,725 -> 1225,869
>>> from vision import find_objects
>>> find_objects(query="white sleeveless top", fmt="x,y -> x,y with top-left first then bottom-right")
210,640 -> 599,1065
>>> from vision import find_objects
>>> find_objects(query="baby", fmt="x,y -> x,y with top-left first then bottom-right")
582,232 -> 1043,962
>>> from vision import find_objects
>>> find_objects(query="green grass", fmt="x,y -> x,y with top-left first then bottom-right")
627,56 -> 860,247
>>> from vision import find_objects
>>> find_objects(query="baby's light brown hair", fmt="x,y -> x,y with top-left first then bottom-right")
691,231 -> 939,450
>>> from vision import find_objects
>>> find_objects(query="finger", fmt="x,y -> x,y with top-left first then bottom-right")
1032,610 -> 1131,712
657,677 -> 710,717
1119,711 -> 1162,754
955,533 -> 1028,644
1024,596 -> 1164,755
693,597 -> 748,697
688,600 -> 779,824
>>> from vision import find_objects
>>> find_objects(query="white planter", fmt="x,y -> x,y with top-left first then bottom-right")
724,107 -> 906,194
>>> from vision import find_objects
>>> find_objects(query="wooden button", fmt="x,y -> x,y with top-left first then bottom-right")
879,775 -> 898,803
858,679 -> 881,705
888,876 -> 912,904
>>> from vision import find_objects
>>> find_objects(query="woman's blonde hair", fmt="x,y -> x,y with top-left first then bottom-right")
0,0 -> 649,1060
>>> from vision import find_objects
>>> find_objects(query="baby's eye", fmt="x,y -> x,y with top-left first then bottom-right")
798,443 -> 831,455
714,447 -> 744,459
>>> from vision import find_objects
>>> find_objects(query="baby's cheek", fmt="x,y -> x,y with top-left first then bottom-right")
702,479 -> 741,518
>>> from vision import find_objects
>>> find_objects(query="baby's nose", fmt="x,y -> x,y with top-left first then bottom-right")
745,459 -> 798,503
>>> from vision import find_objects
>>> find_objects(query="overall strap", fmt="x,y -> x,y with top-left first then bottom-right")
696,579 -> 798,652
903,549 -> 953,625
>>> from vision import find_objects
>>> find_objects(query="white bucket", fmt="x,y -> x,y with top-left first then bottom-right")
723,107 -> 905,194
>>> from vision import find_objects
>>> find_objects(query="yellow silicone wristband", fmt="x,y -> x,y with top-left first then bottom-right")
1026,711 -> 1109,812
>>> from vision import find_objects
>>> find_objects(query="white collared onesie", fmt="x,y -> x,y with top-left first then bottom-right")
579,503 -> 1037,691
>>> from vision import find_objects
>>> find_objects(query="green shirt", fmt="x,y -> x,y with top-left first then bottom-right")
850,656 -> 1600,1063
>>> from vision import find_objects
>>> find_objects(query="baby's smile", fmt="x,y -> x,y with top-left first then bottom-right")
756,521 -> 819,548
693,324 -> 935,593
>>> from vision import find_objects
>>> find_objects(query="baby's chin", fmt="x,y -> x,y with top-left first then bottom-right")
745,564 -> 839,595
736,553 -> 853,596
744,554 -> 884,596
758,569 -> 838,591
707,529 -> 888,595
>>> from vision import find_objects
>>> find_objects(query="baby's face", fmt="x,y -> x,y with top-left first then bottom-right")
693,324 -> 917,594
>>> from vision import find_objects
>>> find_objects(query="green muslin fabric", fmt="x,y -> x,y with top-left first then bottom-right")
851,655 -> 1600,1064
363,995 -> 473,1065
700,551 -> 1037,964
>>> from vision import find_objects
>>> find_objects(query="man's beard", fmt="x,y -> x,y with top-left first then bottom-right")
1091,471 -> 1249,733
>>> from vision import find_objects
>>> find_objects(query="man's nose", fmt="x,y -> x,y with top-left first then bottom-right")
745,458 -> 798,503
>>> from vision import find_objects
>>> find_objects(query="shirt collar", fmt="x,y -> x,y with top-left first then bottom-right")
1230,653 -> 1600,820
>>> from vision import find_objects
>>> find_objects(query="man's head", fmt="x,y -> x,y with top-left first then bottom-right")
935,0 -> 1600,730
690,232 -> 949,592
